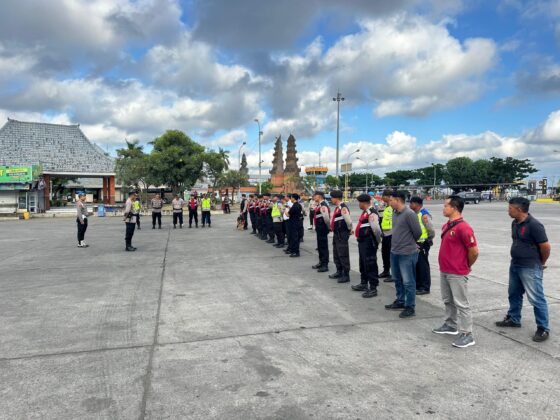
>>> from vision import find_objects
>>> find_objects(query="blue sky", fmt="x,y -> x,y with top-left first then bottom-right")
0,0 -> 559,177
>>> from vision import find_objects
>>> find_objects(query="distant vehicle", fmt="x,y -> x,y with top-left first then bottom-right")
457,191 -> 481,204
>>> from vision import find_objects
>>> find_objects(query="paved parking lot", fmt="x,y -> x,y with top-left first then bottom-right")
0,201 -> 559,419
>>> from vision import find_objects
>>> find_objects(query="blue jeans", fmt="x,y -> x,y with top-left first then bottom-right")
507,264 -> 549,331
391,252 -> 419,308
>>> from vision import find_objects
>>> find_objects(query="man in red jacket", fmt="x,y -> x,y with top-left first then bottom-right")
188,195 -> 199,228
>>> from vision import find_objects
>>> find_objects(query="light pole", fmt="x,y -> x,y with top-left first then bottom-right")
426,162 -> 437,199
333,91 -> 345,177
238,141 -> 246,169
357,157 -> 378,192
254,119 -> 263,194
344,148 -> 360,202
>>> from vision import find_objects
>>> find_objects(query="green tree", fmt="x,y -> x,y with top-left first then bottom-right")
115,140 -> 149,199
205,147 -> 230,191
325,175 -> 341,188
488,157 -> 538,183
383,170 -> 416,186
413,164 -> 445,187
147,130 -> 205,194
444,157 -> 476,189
218,170 -> 249,200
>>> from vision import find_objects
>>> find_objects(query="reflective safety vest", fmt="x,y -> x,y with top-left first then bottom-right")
271,202 -> 281,218
417,212 -> 428,243
202,198 -> 211,211
133,201 -> 140,212
381,206 -> 393,231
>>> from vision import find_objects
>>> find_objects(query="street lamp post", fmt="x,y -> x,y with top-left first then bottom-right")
426,162 -> 437,199
333,91 -> 345,177
357,157 -> 378,192
254,119 -> 263,194
237,141 -> 246,203
344,148 -> 360,202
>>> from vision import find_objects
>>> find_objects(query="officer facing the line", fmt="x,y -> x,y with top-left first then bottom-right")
151,193 -> 163,229
329,190 -> 353,283
311,191 -> 331,273
380,189 -> 393,281
124,191 -> 138,251
76,192 -> 89,248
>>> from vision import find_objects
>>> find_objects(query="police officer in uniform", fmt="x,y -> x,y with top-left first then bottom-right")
410,196 -> 435,295
255,195 -> 263,237
188,194 -> 199,228
151,193 -> 163,229
311,191 -> 330,272
329,190 -> 353,283
134,196 -> 142,230
271,194 -> 285,247
76,192 -> 89,248
379,189 -> 394,281
201,194 -> 212,227
248,194 -> 257,234
240,194 -> 248,230
265,194 -> 275,243
287,193 -> 302,257
124,191 -> 138,251
352,194 -> 382,297
172,194 -> 185,228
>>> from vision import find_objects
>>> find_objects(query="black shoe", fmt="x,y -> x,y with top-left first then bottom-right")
137,227 -> 141,230
337,273 -> 350,283
495,316 -> 521,328
180,225 -> 183,229
416,289 -> 430,295
317,266 -> 329,273
533,327 -> 550,342
189,225 -> 192,228
173,225 -> 176,229
329,271 -> 343,279
383,277 -> 394,283
399,307 -> 416,318
379,271 -> 391,278
385,301 -> 405,310
289,253 -> 300,258
125,246 -> 136,252
158,226 -> 161,229
251,231 -> 256,235
362,289 -> 378,298
312,263 -> 322,269
152,226 -> 155,230
284,250 -> 291,254
196,225 -> 198,228
351,284 -> 368,292
274,243 -> 284,248
266,239 -> 275,244
202,225 -> 205,228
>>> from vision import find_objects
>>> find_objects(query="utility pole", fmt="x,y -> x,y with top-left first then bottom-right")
254,119 -> 263,194
333,91 -> 345,177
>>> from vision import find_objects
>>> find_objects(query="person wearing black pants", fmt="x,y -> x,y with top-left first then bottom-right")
410,196 -> 435,295
271,194 -> 285,247
151,194 -> 163,229
380,190 -> 393,281
287,193 -> 302,257
76,192 -> 89,248
329,190 -> 353,283
188,196 -> 199,228
171,194 -> 185,229
124,191 -> 138,251
248,195 -> 257,233
352,194 -> 382,298
311,191 -> 330,272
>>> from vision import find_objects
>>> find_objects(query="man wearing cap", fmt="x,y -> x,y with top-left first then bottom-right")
311,191 -> 331,272
124,191 -> 138,251
172,194 -> 185,229
240,194 -> 248,230
201,194 -> 212,227
151,193 -> 163,229
188,195 -> 199,228
76,192 -> 89,248
287,193 -> 302,257
271,194 -> 285,247
410,196 -> 435,295
352,194 -> 382,297
329,190 -> 353,283
379,189 -> 393,281
255,195 -> 263,237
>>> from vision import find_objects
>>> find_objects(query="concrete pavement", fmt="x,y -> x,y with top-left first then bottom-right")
0,202 -> 559,419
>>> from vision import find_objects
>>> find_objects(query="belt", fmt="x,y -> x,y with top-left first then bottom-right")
334,216 -> 344,221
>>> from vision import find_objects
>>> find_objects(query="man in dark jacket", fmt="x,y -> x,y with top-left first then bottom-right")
287,193 -> 302,257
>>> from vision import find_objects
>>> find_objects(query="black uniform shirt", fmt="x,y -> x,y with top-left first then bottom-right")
511,214 -> 548,267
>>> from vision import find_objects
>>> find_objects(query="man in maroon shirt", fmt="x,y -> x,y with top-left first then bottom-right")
432,195 -> 479,348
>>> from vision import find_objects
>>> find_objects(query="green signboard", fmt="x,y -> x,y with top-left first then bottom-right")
0,166 -> 34,183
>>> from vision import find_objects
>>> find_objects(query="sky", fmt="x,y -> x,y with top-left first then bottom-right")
1,0 -> 560,178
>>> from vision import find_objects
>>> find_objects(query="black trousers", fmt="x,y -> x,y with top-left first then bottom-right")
242,212 -> 248,229
125,222 -> 135,247
202,211 -> 211,226
250,212 -> 257,232
136,213 -> 141,228
173,211 -> 184,226
381,235 -> 392,273
287,221 -> 300,254
77,218 -> 88,242
309,212 -> 314,227
256,214 -> 262,235
152,212 -> 162,228
260,215 -> 268,239
273,221 -> 285,244
333,230 -> 350,273
267,216 -> 274,240
224,204 -> 230,213
416,242 -> 432,291
358,238 -> 379,289
316,227 -> 329,266
189,209 -> 198,226
298,218 -> 304,241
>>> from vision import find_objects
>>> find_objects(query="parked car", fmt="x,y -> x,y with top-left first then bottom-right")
457,191 -> 481,204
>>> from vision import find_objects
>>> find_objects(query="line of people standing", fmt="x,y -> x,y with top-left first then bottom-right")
241,190 -> 552,347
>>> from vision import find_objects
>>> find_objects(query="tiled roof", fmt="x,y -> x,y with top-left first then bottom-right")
0,119 -> 115,174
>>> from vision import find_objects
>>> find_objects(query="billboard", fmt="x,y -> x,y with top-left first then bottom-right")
0,166 -> 34,184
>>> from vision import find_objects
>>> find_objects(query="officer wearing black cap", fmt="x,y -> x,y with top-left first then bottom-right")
124,191 -> 138,251
352,193 -> 382,297
329,190 -> 353,283
286,193 -> 302,257
76,192 -> 89,248
311,191 -> 331,272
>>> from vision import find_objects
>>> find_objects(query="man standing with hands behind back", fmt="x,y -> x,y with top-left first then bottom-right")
124,191 -> 138,251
